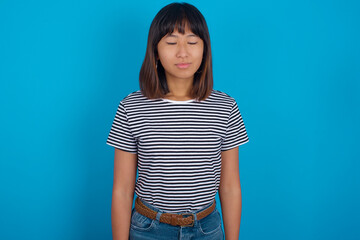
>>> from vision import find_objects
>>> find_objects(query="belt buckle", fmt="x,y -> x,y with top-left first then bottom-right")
180,213 -> 195,227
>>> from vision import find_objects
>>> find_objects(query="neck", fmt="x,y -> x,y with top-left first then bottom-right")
164,75 -> 194,99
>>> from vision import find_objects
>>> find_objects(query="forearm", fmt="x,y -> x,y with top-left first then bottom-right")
219,187 -> 242,240
111,190 -> 134,240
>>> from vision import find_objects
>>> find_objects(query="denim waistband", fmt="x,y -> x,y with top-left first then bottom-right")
137,197 -> 216,215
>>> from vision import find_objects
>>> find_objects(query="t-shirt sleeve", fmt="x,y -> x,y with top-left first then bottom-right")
221,100 -> 249,151
106,101 -> 138,154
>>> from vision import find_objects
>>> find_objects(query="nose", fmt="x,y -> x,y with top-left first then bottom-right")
176,42 -> 188,58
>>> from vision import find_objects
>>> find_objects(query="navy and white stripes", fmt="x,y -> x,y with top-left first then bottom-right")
106,89 -> 249,213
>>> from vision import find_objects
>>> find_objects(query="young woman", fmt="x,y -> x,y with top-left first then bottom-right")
106,2 -> 249,239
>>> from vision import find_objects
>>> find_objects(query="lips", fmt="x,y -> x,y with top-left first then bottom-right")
175,63 -> 191,69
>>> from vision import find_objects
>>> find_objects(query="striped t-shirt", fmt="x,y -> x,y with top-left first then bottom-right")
106,89 -> 249,213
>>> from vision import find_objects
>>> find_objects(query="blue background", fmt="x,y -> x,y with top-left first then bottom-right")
1,0 -> 359,239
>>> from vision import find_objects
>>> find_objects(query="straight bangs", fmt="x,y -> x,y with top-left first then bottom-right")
154,6 -> 206,46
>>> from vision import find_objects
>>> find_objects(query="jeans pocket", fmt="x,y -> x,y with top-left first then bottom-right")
199,208 -> 222,235
130,208 -> 156,231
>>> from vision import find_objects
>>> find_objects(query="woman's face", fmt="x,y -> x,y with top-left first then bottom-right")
157,26 -> 204,82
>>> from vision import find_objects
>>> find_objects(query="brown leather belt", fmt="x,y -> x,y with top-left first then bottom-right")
134,197 -> 216,227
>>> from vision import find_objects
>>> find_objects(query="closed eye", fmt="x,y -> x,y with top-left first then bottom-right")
166,42 -> 198,45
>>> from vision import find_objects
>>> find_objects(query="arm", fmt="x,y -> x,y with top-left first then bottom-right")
111,148 -> 138,240
219,146 -> 242,240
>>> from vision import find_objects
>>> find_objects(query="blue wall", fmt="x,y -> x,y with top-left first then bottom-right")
1,0 -> 359,239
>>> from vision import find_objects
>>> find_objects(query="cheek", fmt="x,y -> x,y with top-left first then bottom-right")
158,51 -> 173,64
159,56 -> 172,69
195,45 -> 204,62
198,50 -> 204,60
195,49 -> 204,64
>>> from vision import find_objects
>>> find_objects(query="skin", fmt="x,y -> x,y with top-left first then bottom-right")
111,149 -> 137,240
219,147 -> 242,240
157,26 -> 204,101
111,26 -> 242,240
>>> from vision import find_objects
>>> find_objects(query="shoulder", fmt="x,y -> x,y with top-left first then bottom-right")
119,90 -> 144,106
210,89 -> 236,106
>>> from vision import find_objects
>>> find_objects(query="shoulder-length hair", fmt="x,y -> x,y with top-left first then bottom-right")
139,2 -> 213,101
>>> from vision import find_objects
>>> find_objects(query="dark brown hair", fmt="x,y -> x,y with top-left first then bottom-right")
139,2 -> 213,101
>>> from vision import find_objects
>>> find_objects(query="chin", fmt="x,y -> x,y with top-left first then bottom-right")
177,75 -> 196,80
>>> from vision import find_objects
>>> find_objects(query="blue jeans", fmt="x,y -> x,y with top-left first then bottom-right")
129,198 -> 224,240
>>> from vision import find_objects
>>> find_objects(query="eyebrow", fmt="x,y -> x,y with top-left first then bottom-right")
166,33 -> 198,38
